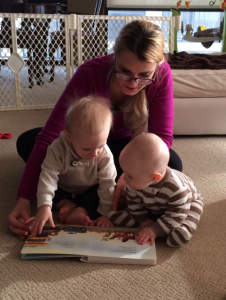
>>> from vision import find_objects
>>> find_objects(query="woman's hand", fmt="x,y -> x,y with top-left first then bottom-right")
6,198 -> 31,240
112,173 -> 126,211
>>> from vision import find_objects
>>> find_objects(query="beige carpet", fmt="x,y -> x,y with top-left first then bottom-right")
0,109 -> 226,300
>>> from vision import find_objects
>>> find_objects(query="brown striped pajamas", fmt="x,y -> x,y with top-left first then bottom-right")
108,167 -> 203,247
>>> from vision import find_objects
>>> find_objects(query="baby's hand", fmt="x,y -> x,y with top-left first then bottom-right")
136,227 -> 156,246
31,205 -> 55,236
93,216 -> 113,227
139,219 -> 155,229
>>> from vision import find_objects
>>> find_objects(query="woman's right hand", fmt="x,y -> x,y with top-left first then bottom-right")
6,198 -> 31,240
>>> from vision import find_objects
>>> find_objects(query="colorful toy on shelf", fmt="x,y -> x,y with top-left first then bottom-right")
185,1 -> 191,8
197,25 -> 207,33
219,0 -> 226,10
177,0 -> 182,9
176,0 -> 191,10
185,24 -> 193,36
195,27 -> 221,38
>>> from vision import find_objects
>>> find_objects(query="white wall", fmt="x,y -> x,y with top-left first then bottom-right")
107,0 -> 220,9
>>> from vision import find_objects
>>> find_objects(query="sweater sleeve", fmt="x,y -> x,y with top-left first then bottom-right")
37,143 -> 63,209
17,64 -> 94,203
97,150 -> 117,217
125,185 -> 149,223
147,61 -> 174,149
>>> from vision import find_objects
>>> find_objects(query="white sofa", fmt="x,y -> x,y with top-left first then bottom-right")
172,67 -> 226,135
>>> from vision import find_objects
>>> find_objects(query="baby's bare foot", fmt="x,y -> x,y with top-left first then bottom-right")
58,203 -> 77,223
76,214 -> 93,226
65,211 -> 93,226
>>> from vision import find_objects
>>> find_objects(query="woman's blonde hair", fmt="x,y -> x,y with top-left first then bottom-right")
65,95 -> 113,134
113,20 -> 165,136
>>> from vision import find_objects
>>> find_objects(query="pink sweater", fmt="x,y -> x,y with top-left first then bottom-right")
17,54 -> 174,203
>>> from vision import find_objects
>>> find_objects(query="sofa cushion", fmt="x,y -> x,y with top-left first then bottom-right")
172,69 -> 226,98
173,97 -> 226,135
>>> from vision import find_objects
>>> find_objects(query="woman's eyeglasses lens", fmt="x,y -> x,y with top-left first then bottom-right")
115,72 -> 153,85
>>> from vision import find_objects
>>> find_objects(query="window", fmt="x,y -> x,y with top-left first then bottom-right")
108,10 -> 224,53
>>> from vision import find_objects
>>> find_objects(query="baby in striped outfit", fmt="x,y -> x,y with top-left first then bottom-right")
108,133 -> 203,247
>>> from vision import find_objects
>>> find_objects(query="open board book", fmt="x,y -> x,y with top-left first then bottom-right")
21,225 -> 156,265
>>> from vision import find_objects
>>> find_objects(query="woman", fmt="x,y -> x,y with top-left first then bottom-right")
7,20 -> 182,239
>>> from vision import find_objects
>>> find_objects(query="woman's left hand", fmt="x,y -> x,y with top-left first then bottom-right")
7,198 -> 31,240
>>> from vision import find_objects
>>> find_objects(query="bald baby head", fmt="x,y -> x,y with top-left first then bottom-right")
119,133 -> 169,189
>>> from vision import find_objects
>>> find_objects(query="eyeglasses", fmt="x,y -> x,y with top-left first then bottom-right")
114,68 -> 158,85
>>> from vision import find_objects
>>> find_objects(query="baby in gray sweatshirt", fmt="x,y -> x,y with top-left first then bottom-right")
30,95 -> 117,236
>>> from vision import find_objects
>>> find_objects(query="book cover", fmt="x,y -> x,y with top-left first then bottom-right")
21,225 -> 156,265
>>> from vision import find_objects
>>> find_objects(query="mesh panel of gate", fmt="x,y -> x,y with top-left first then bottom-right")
0,14 -> 175,111
0,13 -> 72,111
72,15 -> 173,70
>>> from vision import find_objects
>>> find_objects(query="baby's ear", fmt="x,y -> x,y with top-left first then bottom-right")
152,173 -> 162,182
64,129 -> 72,142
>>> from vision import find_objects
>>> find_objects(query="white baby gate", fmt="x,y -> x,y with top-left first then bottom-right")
0,13 -> 180,111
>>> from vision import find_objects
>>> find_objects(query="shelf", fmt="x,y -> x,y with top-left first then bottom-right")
183,35 -> 222,43
26,2 -> 66,6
